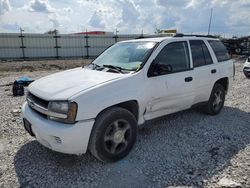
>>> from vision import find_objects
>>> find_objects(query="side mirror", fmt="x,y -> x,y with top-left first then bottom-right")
148,60 -> 173,77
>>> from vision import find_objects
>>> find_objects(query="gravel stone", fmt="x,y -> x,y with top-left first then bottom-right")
217,177 -> 242,188
0,58 -> 249,188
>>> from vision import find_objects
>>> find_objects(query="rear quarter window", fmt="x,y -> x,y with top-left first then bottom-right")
208,40 -> 231,62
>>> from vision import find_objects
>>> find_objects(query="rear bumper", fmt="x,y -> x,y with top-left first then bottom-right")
22,102 -> 94,155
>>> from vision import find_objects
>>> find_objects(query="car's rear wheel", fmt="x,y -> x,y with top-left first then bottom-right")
88,107 -> 137,163
204,83 -> 225,115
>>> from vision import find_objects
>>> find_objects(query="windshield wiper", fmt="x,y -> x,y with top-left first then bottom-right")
85,62 -> 101,69
86,63 -> 133,73
102,64 -> 124,73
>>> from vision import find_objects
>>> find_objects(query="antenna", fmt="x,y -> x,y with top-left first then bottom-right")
208,8 -> 213,35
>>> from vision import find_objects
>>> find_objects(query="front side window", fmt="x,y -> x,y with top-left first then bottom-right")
93,42 -> 157,71
208,40 -> 230,62
152,41 -> 190,76
190,40 -> 213,68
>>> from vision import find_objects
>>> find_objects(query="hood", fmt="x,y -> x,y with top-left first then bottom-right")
28,67 -> 125,100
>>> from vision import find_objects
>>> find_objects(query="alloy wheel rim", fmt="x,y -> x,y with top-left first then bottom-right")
213,90 -> 223,111
104,119 -> 131,154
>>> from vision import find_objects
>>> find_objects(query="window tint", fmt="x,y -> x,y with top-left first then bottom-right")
201,41 -> 213,65
154,42 -> 190,74
208,40 -> 230,62
190,40 -> 213,67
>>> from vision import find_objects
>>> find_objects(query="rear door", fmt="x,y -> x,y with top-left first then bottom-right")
190,40 -> 218,103
207,40 -> 233,82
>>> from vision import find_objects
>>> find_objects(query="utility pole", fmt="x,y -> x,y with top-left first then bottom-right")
208,8 -> 213,35
115,28 -> 119,36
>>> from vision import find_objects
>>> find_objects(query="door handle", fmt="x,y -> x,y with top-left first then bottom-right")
211,69 -> 217,74
185,77 -> 193,82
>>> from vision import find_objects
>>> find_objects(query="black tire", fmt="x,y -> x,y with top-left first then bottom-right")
244,71 -> 250,79
204,83 -> 226,115
88,107 -> 138,163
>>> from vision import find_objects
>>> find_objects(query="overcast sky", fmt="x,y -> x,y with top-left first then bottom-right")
0,0 -> 249,36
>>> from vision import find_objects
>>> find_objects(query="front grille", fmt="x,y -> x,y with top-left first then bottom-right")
26,92 -> 68,120
27,92 -> 49,118
27,92 -> 49,109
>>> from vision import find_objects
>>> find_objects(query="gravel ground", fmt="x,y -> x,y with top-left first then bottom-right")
0,59 -> 249,188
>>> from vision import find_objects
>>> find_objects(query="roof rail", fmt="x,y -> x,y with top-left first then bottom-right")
174,33 -> 217,38
135,34 -> 169,39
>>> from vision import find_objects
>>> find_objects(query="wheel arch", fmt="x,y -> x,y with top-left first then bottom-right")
96,100 -> 139,121
214,77 -> 229,93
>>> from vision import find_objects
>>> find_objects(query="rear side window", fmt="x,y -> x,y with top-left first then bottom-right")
208,40 -> 230,62
201,42 -> 213,65
190,40 -> 213,67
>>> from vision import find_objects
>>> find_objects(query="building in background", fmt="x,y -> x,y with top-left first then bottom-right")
158,29 -> 177,36
74,31 -> 114,35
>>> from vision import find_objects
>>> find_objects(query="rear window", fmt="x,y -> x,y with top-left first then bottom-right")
208,40 -> 230,62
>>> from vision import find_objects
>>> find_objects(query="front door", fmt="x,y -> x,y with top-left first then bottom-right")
144,41 -> 195,120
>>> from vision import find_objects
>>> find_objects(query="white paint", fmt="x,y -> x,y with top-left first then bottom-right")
28,67 -> 125,100
244,58 -> 250,69
22,102 -> 94,154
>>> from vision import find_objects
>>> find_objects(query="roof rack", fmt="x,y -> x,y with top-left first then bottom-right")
174,33 -> 217,38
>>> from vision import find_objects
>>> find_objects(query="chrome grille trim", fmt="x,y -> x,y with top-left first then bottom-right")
27,93 -> 67,119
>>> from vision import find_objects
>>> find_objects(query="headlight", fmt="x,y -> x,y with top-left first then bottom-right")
48,101 -> 78,124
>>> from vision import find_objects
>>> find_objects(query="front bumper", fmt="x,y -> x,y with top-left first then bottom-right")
22,102 -> 94,155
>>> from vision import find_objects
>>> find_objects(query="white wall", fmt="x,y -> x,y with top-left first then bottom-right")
0,33 -> 141,59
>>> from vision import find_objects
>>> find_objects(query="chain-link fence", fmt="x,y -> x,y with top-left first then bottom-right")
0,33 -> 142,60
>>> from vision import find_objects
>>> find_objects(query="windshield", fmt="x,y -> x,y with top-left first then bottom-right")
92,41 -> 157,71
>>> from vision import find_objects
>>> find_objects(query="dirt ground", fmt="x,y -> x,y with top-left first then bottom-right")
0,59 -> 92,78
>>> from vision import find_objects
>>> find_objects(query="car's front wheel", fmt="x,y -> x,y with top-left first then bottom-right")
88,107 -> 138,163
204,83 -> 226,115
243,70 -> 250,78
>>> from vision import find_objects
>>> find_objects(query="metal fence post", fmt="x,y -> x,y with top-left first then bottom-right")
141,29 -> 144,39
140,32 -> 144,39
84,33 -> 90,58
113,34 -> 118,43
19,32 -> 25,59
54,32 -> 60,59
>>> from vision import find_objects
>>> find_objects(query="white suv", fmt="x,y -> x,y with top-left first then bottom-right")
22,35 -> 234,162
243,56 -> 250,78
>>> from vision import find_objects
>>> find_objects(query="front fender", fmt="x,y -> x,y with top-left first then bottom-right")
72,73 -> 147,125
